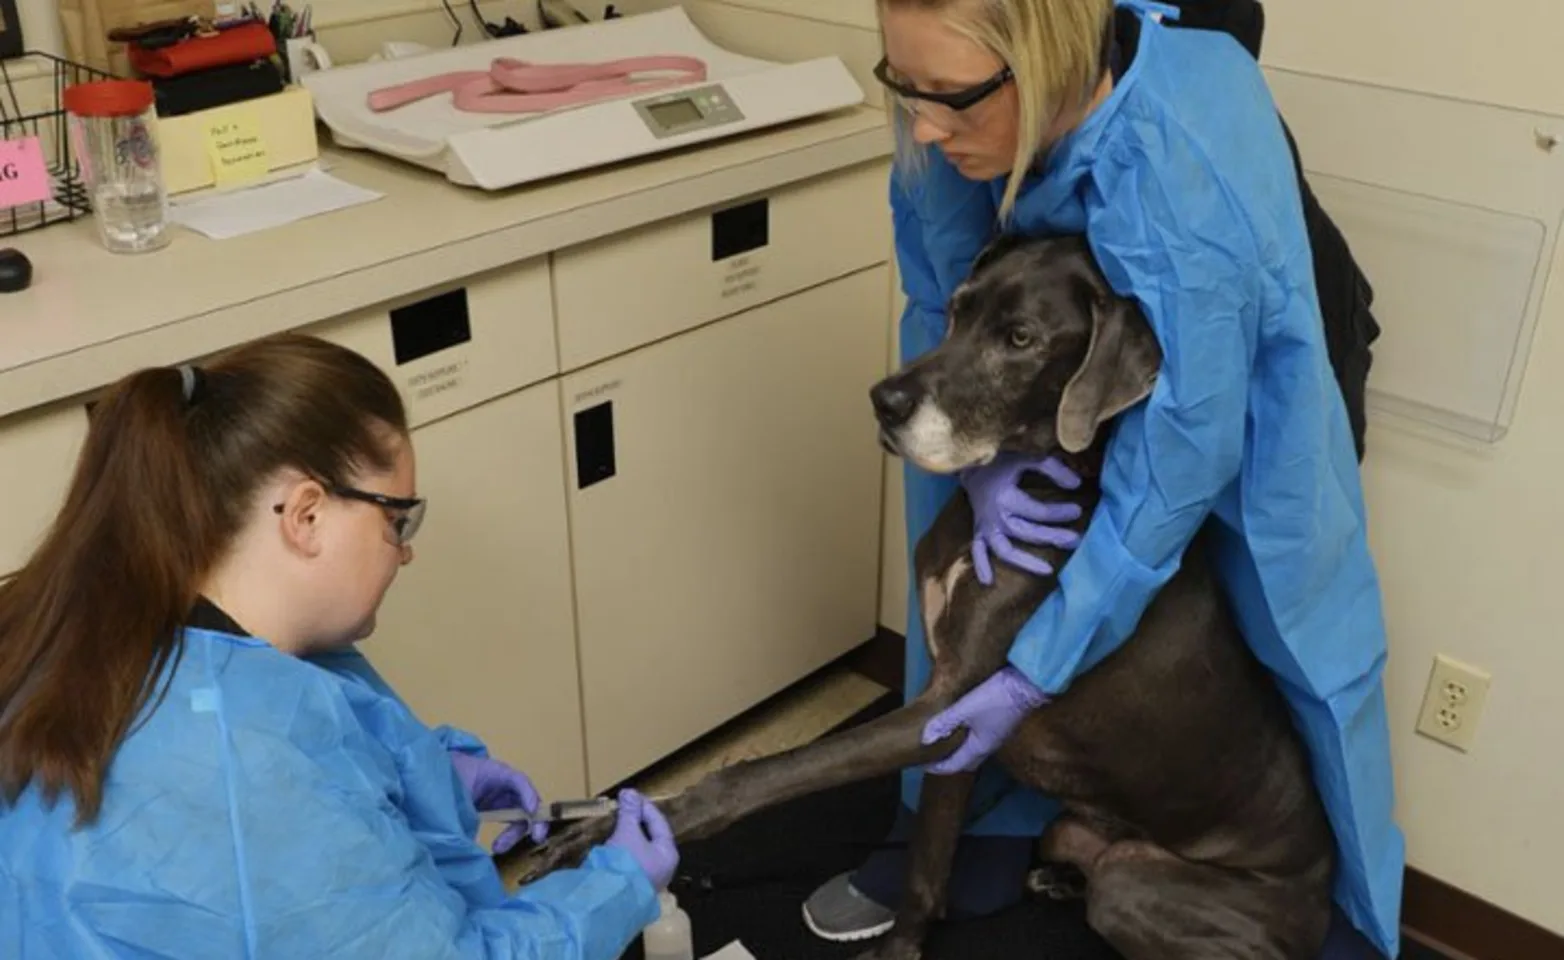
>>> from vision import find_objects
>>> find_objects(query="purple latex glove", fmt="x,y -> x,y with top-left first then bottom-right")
921,666 -> 1049,774
959,452 -> 1084,586
449,750 -> 548,854
606,789 -> 679,889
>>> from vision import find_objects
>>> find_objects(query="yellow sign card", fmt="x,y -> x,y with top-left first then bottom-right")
203,109 -> 271,187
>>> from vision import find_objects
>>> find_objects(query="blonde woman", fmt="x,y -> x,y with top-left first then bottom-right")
803,1 -> 1400,957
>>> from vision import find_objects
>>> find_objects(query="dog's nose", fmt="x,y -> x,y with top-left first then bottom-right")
871,380 -> 921,429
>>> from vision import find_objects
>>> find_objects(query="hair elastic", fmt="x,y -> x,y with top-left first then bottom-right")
177,364 -> 203,405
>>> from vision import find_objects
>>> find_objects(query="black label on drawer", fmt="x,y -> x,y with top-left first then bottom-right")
574,401 -> 616,490
712,198 -> 769,261
390,288 -> 473,365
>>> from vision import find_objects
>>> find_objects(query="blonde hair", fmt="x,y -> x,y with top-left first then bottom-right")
881,0 -> 1113,219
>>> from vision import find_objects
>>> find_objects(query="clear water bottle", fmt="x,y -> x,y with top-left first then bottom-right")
62,79 -> 171,254
643,891 -> 694,960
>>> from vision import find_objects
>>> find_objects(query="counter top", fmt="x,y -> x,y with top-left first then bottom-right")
0,106 -> 890,421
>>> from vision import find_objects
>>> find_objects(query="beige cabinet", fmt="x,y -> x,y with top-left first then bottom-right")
552,163 -> 891,371
308,258 -> 558,430
563,265 -> 890,790
302,256 -> 586,797
0,163 -> 897,803
364,383 -> 588,799
0,401 -> 89,577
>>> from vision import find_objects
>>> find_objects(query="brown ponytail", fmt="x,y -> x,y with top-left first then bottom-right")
0,333 -> 408,824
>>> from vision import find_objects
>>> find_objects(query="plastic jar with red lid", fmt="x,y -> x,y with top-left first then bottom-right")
63,79 -> 170,254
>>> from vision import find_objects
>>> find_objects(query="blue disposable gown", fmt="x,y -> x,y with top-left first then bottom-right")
0,627 -> 658,958
891,5 -> 1403,956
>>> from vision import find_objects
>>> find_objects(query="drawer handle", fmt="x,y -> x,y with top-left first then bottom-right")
574,401 -> 617,489
390,287 -> 473,365
711,198 -> 769,262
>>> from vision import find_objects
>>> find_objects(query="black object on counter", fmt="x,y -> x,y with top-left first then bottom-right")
0,248 -> 33,293
152,58 -> 285,117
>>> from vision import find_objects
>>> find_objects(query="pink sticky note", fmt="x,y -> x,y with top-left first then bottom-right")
0,137 -> 52,210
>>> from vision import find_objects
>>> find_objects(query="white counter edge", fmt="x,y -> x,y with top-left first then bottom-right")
1,115 -> 893,422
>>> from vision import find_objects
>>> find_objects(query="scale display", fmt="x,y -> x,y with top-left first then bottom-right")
646,97 -> 702,128
635,83 -> 746,138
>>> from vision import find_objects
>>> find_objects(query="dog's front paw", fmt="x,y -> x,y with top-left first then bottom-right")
510,815 -> 616,885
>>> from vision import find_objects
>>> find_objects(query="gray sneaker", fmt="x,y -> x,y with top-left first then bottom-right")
801,872 -> 896,942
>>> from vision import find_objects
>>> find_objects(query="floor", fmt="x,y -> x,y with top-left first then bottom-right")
627,666 -> 891,800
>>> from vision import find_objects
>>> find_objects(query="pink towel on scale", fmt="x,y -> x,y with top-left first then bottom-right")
366,55 -> 709,114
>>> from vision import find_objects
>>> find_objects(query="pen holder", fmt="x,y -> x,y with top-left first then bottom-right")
282,36 -> 332,82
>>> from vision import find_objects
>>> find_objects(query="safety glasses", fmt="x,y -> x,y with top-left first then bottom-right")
331,485 -> 427,547
873,56 -> 1013,122
273,484 -> 428,547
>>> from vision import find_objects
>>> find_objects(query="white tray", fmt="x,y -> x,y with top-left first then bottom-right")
300,7 -> 866,190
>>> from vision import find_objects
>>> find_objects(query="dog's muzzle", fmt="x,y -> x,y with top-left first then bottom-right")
871,379 -> 921,430
870,378 -> 922,456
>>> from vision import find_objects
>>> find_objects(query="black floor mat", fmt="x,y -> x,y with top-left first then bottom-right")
621,694 -> 1121,960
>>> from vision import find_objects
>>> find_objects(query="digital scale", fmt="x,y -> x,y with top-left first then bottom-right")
299,7 -> 866,191
634,83 -> 744,140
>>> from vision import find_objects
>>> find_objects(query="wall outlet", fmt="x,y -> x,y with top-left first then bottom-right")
1414,655 -> 1492,752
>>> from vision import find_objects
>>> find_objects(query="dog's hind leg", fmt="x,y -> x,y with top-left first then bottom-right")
1038,812 -> 1120,870
1028,813 -> 1120,902
854,771 -> 977,960
1085,842 -> 1331,960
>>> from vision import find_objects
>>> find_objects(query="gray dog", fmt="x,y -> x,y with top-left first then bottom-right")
510,233 -> 1337,960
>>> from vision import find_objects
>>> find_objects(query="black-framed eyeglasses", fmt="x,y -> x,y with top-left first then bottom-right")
873,57 -> 1014,114
273,484 -> 427,547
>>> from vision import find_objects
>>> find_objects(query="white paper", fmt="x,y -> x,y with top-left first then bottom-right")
169,167 -> 384,240
702,942 -> 757,960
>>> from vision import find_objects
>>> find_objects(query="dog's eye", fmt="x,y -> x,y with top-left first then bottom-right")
1008,328 -> 1034,349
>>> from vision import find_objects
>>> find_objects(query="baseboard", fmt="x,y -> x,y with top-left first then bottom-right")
1403,868 -> 1564,960
848,628 -> 1564,960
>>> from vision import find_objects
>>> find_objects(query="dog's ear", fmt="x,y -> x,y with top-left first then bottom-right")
970,232 -> 1026,279
1056,295 -> 1161,454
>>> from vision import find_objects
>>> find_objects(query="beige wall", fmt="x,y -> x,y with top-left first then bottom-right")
11,0 -> 883,79
14,0 -> 65,55
1262,0 -> 1564,935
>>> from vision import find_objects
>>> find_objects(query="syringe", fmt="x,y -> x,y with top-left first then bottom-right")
478,796 -> 621,824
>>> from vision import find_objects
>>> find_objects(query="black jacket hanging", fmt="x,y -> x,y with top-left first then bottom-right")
1164,0 -> 1380,460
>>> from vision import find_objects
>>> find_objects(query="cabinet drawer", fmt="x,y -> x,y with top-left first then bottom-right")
553,160 -> 892,371
0,402 -> 89,577
309,257 -> 556,429
365,383 -> 587,801
564,266 -> 889,788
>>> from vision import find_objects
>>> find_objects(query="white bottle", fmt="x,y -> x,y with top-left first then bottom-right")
643,891 -> 694,960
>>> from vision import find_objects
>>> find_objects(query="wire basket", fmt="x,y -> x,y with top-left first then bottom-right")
1,52 -> 117,239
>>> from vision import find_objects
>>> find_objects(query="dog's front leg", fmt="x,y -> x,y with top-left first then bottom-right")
858,771 -> 977,960
662,695 -> 966,841
507,696 -> 968,883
